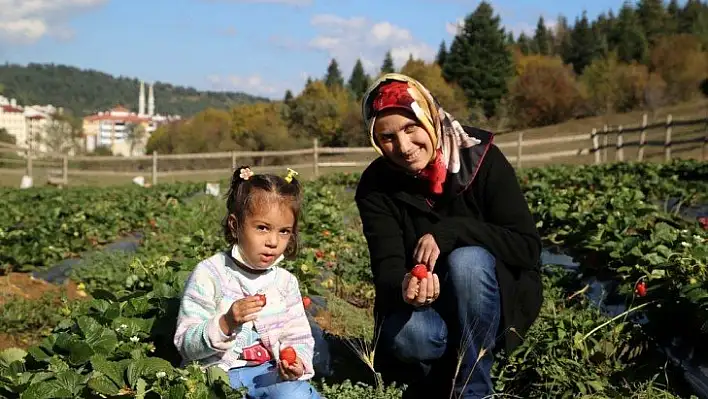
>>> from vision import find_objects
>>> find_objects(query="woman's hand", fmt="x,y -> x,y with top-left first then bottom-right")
279,356 -> 305,380
414,234 -> 440,271
402,270 -> 440,307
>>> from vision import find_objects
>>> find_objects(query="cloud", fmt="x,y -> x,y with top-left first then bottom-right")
307,14 -> 436,77
206,74 -> 290,98
0,0 -> 107,44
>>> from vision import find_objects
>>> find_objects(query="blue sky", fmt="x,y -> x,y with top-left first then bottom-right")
1,0 -> 627,101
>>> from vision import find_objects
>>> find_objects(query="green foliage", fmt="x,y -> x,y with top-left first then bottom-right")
0,63 -> 267,117
2,161 -> 708,398
0,182 -> 203,273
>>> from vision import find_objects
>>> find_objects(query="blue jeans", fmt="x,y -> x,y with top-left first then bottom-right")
228,362 -> 323,399
378,246 -> 501,399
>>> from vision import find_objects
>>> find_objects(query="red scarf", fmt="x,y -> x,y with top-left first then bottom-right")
417,149 -> 447,195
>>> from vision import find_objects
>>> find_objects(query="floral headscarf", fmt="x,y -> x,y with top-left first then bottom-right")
362,73 -> 488,196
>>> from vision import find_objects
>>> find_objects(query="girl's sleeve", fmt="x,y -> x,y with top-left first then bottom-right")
173,263 -> 237,362
278,274 -> 315,380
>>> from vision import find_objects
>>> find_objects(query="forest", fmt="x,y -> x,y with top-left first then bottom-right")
0,63 -> 267,117
146,0 -> 708,154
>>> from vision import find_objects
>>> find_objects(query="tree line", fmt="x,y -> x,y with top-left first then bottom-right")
147,0 -> 708,154
0,63 -> 267,117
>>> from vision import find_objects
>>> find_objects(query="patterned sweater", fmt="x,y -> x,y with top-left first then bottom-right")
173,248 -> 315,379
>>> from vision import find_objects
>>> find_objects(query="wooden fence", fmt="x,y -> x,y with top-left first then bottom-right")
1,113 -> 706,187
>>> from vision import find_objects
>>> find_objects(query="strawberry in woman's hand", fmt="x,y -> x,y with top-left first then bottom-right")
635,281 -> 647,297
411,264 -> 428,280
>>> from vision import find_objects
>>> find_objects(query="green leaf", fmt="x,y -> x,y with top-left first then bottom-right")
67,340 -> 94,366
0,348 -> 27,367
90,355 -> 125,387
78,316 -> 118,355
87,374 -> 121,396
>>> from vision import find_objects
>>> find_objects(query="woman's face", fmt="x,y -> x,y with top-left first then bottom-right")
373,109 -> 434,173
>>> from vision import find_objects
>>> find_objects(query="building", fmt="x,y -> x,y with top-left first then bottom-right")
82,81 -> 181,156
0,97 -> 54,153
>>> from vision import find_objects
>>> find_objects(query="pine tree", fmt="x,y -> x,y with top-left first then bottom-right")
637,0 -> 668,45
517,33 -> 533,55
347,59 -> 370,100
284,90 -> 293,102
612,3 -> 649,64
324,59 -> 344,88
380,51 -> 395,74
679,0 -> 708,44
436,41 -> 447,68
533,16 -> 551,55
442,1 -> 513,118
565,12 -> 601,74
554,15 -> 572,57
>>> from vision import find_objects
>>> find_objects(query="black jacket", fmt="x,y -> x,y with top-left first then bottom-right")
354,126 -> 543,353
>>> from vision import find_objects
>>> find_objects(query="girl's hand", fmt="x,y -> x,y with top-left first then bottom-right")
278,356 -> 305,380
220,296 -> 264,334
402,271 -> 440,307
414,234 -> 440,271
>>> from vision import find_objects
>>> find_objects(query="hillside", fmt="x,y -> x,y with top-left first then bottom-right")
0,63 -> 268,117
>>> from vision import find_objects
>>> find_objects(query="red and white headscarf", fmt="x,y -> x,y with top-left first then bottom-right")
362,73 -> 484,195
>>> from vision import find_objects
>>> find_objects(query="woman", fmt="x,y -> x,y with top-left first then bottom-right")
354,73 -> 543,398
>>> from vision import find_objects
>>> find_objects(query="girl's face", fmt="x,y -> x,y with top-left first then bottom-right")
373,109 -> 434,174
237,200 -> 294,270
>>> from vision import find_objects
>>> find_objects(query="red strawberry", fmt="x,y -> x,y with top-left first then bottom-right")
256,294 -> 266,306
699,217 -> 708,230
302,296 -> 311,308
280,346 -> 297,364
411,264 -> 428,280
315,250 -> 324,259
635,281 -> 647,297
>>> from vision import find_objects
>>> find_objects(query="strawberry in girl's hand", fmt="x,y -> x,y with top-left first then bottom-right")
256,294 -> 266,306
411,264 -> 428,280
635,281 -> 647,297
280,346 -> 297,364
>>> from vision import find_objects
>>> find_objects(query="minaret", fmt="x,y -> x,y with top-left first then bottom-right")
148,83 -> 155,116
139,81 -> 146,115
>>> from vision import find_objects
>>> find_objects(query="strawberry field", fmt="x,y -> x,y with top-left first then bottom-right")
1,160 -> 707,398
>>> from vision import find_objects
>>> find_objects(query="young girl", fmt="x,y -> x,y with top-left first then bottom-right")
174,166 -> 322,399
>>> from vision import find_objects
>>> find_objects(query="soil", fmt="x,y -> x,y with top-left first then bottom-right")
0,272 -> 87,351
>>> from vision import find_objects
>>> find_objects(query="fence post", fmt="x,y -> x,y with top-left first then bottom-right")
62,155 -> 68,185
664,114 -> 672,162
231,151 -> 236,171
25,149 -> 32,177
602,124 -> 609,162
591,128 -> 600,164
516,131 -> 523,169
152,151 -> 158,186
638,113 -> 647,162
616,125 -> 624,162
312,138 -> 319,178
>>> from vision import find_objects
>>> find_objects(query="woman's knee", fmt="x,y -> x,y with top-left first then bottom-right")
380,309 -> 448,363
446,246 -> 498,291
